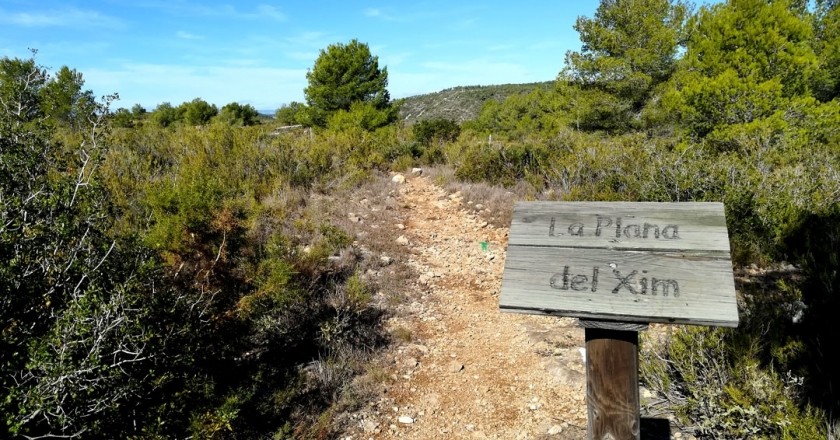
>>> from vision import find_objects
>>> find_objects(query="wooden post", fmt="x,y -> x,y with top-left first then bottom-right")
585,327 -> 640,440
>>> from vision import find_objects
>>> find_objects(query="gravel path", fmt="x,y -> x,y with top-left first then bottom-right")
343,174 -> 589,440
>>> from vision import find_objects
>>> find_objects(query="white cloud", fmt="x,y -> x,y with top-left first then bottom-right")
381,51 -> 412,67
256,4 -> 286,21
364,8 -> 397,21
284,31 -> 332,47
131,1 -> 286,22
0,7 -> 123,28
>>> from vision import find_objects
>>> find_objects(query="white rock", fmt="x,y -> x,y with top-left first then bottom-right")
392,174 -> 406,184
396,235 -> 410,245
380,255 -> 393,266
398,415 -> 414,424
547,425 -> 563,435
396,223 -> 405,230
363,420 -> 378,432
411,167 -> 423,176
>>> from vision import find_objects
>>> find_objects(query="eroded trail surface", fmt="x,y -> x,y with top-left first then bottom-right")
346,175 -> 589,439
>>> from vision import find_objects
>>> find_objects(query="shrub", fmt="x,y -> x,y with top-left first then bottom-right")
641,326 -> 826,439
412,118 -> 460,146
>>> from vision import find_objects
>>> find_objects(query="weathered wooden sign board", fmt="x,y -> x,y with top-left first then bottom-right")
500,201 -> 739,327
500,202 -> 738,439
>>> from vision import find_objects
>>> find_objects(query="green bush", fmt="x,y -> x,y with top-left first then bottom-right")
326,101 -> 397,132
642,326 -> 826,439
412,118 -> 460,146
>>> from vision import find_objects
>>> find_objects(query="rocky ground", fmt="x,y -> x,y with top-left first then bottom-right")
338,172 -> 693,440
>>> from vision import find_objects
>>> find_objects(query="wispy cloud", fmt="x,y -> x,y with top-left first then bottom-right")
133,1 -> 286,21
364,7 -> 397,21
0,7 -> 123,28
381,51 -> 412,67
176,30 -> 203,40
242,32 -> 336,63
256,4 -> 286,21
421,59 -> 526,75
284,31 -> 332,47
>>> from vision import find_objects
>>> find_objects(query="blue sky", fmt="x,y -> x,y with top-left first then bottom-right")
1,1 -> 602,111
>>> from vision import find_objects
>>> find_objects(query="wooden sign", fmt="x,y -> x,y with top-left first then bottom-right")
500,202 -> 739,327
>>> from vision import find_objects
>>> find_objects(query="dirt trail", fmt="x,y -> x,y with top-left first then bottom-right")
345,175 -> 589,439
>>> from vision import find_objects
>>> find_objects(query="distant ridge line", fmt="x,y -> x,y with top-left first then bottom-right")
398,81 -> 553,125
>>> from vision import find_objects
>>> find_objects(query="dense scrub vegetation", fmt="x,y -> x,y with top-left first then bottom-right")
2,0 -> 840,438
2,52 -> 394,438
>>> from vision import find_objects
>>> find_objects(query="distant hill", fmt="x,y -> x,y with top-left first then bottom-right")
397,81 -> 554,125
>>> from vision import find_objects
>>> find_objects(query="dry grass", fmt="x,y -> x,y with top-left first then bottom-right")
327,173 -> 419,307
424,165 -> 520,227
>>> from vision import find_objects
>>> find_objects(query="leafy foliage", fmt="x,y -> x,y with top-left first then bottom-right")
5,1 -> 840,436
565,0 -> 689,107
304,39 -> 391,127
180,97 -> 218,125
412,118 -> 461,146
275,101 -> 308,125
217,101 -> 261,126
3,52 -> 390,439
812,0 -> 840,101
149,101 -> 179,127
661,0 -> 818,143
111,107 -> 134,128
40,65 -> 96,131
1,52 -> 166,439
561,0 -> 689,130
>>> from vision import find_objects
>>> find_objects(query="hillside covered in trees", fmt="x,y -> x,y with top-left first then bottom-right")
2,0 -> 840,438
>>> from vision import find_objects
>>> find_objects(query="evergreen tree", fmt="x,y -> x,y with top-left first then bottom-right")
664,0 -> 818,140
149,102 -> 179,127
40,66 -> 96,130
304,39 -> 391,127
180,97 -> 218,126
217,102 -> 260,126
565,0 -> 689,107
560,0 -> 689,131
813,0 -> 840,101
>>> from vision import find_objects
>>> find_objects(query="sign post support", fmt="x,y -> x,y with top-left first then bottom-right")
499,202 -> 739,440
581,321 -> 645,439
